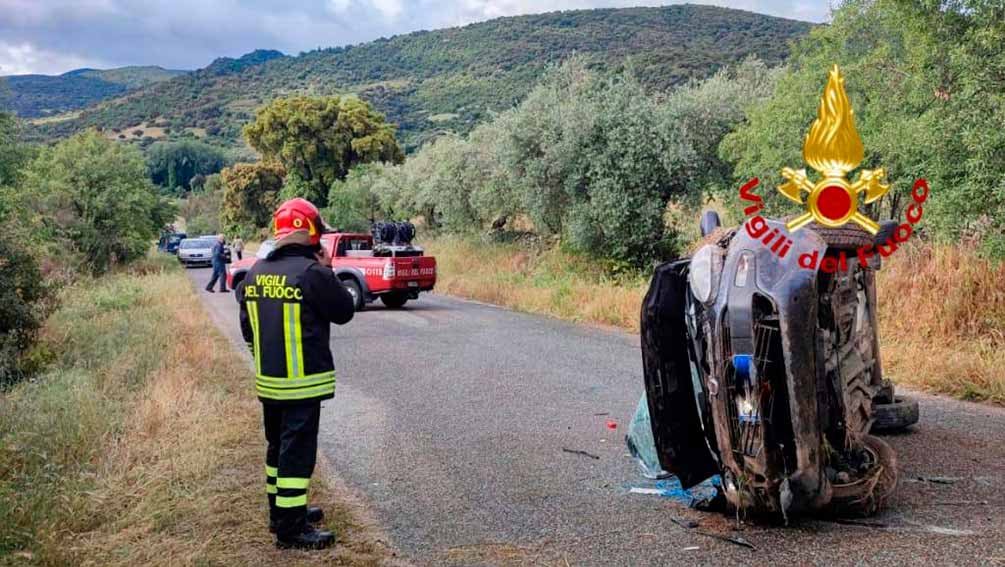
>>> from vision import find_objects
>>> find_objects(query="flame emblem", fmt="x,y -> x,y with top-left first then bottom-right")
778,65 -> 889,234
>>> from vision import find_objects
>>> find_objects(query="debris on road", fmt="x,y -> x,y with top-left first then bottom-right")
669,516 -> 756,550
629,475 -> 722,508
625,395 -> 671,479
909,476 -> 962,485
561,447 -> 600,460
606,419 -> 618,429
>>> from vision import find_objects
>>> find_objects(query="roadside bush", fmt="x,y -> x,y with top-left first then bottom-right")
325,164 -> 386,232
179,177 -> 223,236
0,233 -> 53,387
15,130 -> 177,274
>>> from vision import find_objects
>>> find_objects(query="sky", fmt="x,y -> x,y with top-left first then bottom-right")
0,0 -> 832,76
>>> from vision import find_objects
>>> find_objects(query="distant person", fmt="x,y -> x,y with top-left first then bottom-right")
236,198 -> 355,550
205,234 -> 229,293
233,236 -> 245,260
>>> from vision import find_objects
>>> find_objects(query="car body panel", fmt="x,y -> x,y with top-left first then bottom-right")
640,259 -> 721,488
705,220 -> 831,512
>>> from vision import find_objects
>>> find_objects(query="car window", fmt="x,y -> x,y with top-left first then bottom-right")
347,238 -> 371,251
256,240 -> 276,259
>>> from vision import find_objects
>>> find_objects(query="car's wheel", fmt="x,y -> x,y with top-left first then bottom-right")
871,395 -> 920,432
380,293 -> 408,309
341,278 -> 365,311
829,434 -> 898,517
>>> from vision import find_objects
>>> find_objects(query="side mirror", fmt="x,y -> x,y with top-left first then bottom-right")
699,210 -> 721,238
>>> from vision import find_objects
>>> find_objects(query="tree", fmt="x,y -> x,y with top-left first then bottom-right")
0,231 -> 52,386
325,164 -> 388,232
220,162 -> 285,236
243,95 -> 404,204
15,130 -> 175,274
721,0 -> 1005,254
146,140 -> 229,193
180,174 -> 224,236
0,112 -> 33,190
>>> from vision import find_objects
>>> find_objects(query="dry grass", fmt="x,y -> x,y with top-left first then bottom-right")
0,258 -> 399,566
424,235 -> 647,332
877,243 -> 1005,403
424,236 -> 1005,405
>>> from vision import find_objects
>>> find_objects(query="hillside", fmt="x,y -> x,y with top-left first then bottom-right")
1,66 -> 186,118
29,5 -> 813,150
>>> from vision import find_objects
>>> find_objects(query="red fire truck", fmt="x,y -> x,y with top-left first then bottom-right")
227,230 -> 437,310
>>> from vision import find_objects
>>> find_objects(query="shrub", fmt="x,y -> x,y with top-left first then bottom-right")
0,233 -> 53,387
15,130 -> 176,274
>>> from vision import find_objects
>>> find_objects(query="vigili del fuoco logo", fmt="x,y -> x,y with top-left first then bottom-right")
738,65 -> 929,273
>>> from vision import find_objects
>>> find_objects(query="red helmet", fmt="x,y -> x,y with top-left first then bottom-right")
273,198 -> 324,246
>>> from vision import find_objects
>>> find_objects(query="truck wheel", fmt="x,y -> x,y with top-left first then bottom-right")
342,278 -> 365,311
380,293 -> 408,309
871,396 -> 920,432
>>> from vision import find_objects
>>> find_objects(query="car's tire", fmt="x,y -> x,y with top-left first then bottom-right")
782,215 -> 874,249
829,434 -> 898,517
871,395 -> 920,432
341,278 -> 365,311
874,379 -> 895,405
380,293 -> 408,309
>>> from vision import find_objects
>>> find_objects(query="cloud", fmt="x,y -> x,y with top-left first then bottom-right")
0,0 -> 831,75
0,41 -> 108,75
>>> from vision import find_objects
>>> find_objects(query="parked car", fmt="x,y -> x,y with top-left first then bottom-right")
639,214 -> 917,521
177,238 -> 231,267
227,228 -> 437,310
158,232 -> 187,254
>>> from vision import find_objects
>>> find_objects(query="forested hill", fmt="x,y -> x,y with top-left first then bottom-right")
2,66 -> 186,118
28,5 -> 812,150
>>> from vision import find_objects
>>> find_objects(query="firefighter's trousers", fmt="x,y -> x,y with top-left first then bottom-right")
263,401 -> 320,537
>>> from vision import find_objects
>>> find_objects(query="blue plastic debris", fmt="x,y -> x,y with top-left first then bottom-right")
629,475 -> 722,508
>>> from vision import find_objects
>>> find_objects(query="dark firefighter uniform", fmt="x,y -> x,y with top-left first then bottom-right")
236,198 -> 354,549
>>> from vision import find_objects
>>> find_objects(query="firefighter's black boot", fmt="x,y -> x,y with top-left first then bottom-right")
275,525 -> 335,550
270,506 -> 324,533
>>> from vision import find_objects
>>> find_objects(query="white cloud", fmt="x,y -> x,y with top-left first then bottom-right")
371,0 -> 404,19
328,0 -> 352,13
0,40 -> 106,75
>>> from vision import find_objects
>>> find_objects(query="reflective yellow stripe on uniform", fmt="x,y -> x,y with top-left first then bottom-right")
266,465 -> 278,477
282,302 -> 304,378
256,380 -> 336,401
257,371 -> 336,389
247,301 -> 262,376
275,494 -> 308,508
277,477 -> 310,489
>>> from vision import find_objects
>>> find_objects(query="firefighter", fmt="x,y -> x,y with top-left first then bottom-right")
236,198 -> 355,549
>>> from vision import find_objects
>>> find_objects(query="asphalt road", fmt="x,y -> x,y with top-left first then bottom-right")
189,266 -> 1005,566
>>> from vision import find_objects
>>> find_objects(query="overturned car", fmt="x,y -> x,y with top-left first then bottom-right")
637,214 -> 918,520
